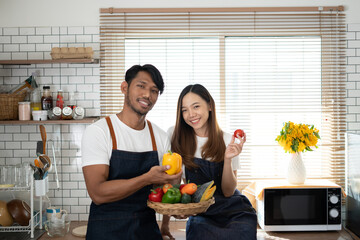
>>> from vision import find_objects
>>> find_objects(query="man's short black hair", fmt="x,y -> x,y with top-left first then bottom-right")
125,64 -> 164,94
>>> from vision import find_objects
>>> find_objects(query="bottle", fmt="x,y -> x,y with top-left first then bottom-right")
41,86 -> 53,110
56,90 -> 64,109
30,73 -> 41,112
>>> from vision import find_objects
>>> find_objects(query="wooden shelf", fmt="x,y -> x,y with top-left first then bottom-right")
0,117 -> 99,125
0,59 -> 99,65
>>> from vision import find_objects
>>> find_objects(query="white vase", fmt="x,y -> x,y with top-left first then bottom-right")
287,152 -> 306,185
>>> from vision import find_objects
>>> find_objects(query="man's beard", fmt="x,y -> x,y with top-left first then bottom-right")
125,94 -> 150,117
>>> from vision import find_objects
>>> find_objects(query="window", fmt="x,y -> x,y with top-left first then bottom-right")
100,7 -> 346,188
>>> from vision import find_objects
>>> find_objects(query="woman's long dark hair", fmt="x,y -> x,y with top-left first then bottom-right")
171,84 -> 225,169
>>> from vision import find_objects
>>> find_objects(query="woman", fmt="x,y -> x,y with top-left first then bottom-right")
163,84 -> 257,240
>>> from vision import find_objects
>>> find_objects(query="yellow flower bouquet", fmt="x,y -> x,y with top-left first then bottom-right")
275,121 -> 320,153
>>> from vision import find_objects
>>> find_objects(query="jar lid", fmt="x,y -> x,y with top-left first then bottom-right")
18,102 -> 31,105
52,107 -> 62,115
62,107 -> 72,115
57,89 -> 63,92
43,86 -> 50,89
74,107 -> 84,115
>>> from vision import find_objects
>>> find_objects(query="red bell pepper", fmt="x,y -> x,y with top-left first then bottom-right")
148,187 -> 164,202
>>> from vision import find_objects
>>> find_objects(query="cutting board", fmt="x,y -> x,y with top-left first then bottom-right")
72,225 -> 87,238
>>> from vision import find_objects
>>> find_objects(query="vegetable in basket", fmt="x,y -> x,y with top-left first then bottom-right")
161,188 -> 181,204
180,193 -> 192,204
192,180 -> 216,203
148,187 -> 163,202
180,183 -> 197,195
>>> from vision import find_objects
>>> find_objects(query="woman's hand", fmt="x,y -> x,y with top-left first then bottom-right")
224,132 -> 246,161
160,220 -> 175,240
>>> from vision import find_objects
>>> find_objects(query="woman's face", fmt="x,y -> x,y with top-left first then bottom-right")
181,92 -> 210,137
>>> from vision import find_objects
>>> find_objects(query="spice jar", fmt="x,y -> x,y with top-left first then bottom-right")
18,102 -> 31,120
48,107 -> 62,120
72,107 -> 84,120
62,106 -> 73,120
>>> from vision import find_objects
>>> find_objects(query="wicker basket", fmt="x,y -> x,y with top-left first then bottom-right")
51,47 -> 94,59
0,91 -> 28,120
147,197 -> 215,215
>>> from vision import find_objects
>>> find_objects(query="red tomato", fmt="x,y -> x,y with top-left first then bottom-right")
234,129 -> 245,139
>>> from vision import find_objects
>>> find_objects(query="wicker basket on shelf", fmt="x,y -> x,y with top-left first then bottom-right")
147,197 -> 215,215
0,89 -> 28,120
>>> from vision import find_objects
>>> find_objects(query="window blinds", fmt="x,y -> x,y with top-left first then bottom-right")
100,6 -> 346,189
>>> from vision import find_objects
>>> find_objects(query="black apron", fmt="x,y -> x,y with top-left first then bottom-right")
86,117 -> 162,240
185,157 -> 257,240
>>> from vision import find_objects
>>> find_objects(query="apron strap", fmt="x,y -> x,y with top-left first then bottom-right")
147,120 -> 157,151
105,116 -> 117,150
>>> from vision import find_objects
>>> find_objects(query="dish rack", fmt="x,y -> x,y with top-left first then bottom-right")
0,173 -> 43,238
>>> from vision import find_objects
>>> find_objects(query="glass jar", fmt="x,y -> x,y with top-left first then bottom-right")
18,102 -> 31,120
62,107 -> 73,120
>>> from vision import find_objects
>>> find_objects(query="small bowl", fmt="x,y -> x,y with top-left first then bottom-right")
0,200 -> 13,226
44,219 -> 71,237
7,199 -> 31,226
32,110 -> 48,121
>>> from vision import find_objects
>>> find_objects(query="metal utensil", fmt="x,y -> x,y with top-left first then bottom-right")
39,125 -> 47,155
39,155 -> 51,172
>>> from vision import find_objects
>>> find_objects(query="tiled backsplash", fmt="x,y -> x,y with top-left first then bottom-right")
1,23 -> 360,222
0,26 -> 100,221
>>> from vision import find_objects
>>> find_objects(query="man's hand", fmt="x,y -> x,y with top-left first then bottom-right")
146,165 -> 182,185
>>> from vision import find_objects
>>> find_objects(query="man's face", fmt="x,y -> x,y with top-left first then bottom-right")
124,71 -> 160,116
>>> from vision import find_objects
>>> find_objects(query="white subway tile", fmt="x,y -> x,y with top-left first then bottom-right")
85,43 -> 99,51
60,35 -> 75,43
35,43 -> 52,51
78,181 -> 86,189
27,35 -> 43,44
77,100 -> 93,108
44,36 -> 60,43
45,68 -> 60,76
71,190 -> 87,198
92,68 -> 99,76
28,52 -> 43,60
12,52 -> 27,60
29,133 -> 41,141
347,49 -> 356,57
43,52 -> 52,60
21,125 -> 37,133
5,126 -> 21,133
14,150 -> 29,157
0,150 -> 13,157
4,76 -> 20,85
348,90 -> 360,97
357,82 -> 360,89
21,141 -> 36,149
348,106 -> 360,113
347,65 -> 356,73
61,68 -> 76,76
20,27 -> 35,35
51,27 -> 59,35
347,82 -> 356,90
11,36 -> 27,44
0,69 -> 12,76
4,27 -> 19,35
346,32 -> 356,40
84,27 -> 99,35
4,44 -> 19,52
348,122 -> 360,130
76,35 -> 92,43
36,27 -> 52,35
14,134 -> 29,141
79,198 -> 91,207
76,68 -> 92,76
348,24 -> 360,32
63,198 -> 79,205
68,27 -> 83,35
0,53 -> 11,60
0,126 -> 4,133
346,114 -> 356,122
67,43 -> 83,48
61,150 -> 78,157
84,76 -> 99,84
59,27 -> 68,35
348,40 -> 360,48
62,181 -> 78,189
11,68 -> 28,77
68,76 -> 84,84
86,109 -> 100,117
0,36 -> 11,44
71,206 -> 86,214
0,28 -> 2,35
6,142 -> 21,149
20,44 -> 35,52
85,92 -> 99,100
357,99 -> 360,105
348,73 -> 360,81
62,165 -> 79,173
92,35 -> 99,43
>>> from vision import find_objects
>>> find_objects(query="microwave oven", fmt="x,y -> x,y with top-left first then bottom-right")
257,187 -> 342,231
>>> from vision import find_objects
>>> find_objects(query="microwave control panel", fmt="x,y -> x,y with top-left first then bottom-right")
328,188 -> 341,224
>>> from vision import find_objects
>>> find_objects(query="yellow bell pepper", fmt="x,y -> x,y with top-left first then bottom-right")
162,150 -> 182,175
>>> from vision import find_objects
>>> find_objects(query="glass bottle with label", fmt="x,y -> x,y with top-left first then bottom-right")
56,90 -> 64,109
41,86 -> 53,110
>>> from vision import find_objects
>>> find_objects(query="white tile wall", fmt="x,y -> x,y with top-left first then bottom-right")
0,26 -> 99,221
347,24 -> 360,133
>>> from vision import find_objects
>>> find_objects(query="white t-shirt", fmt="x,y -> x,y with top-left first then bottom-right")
81,114 -> 170,167
167,127 -> 240,175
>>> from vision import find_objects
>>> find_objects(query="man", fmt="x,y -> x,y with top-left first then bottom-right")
82,64 -> 181,240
